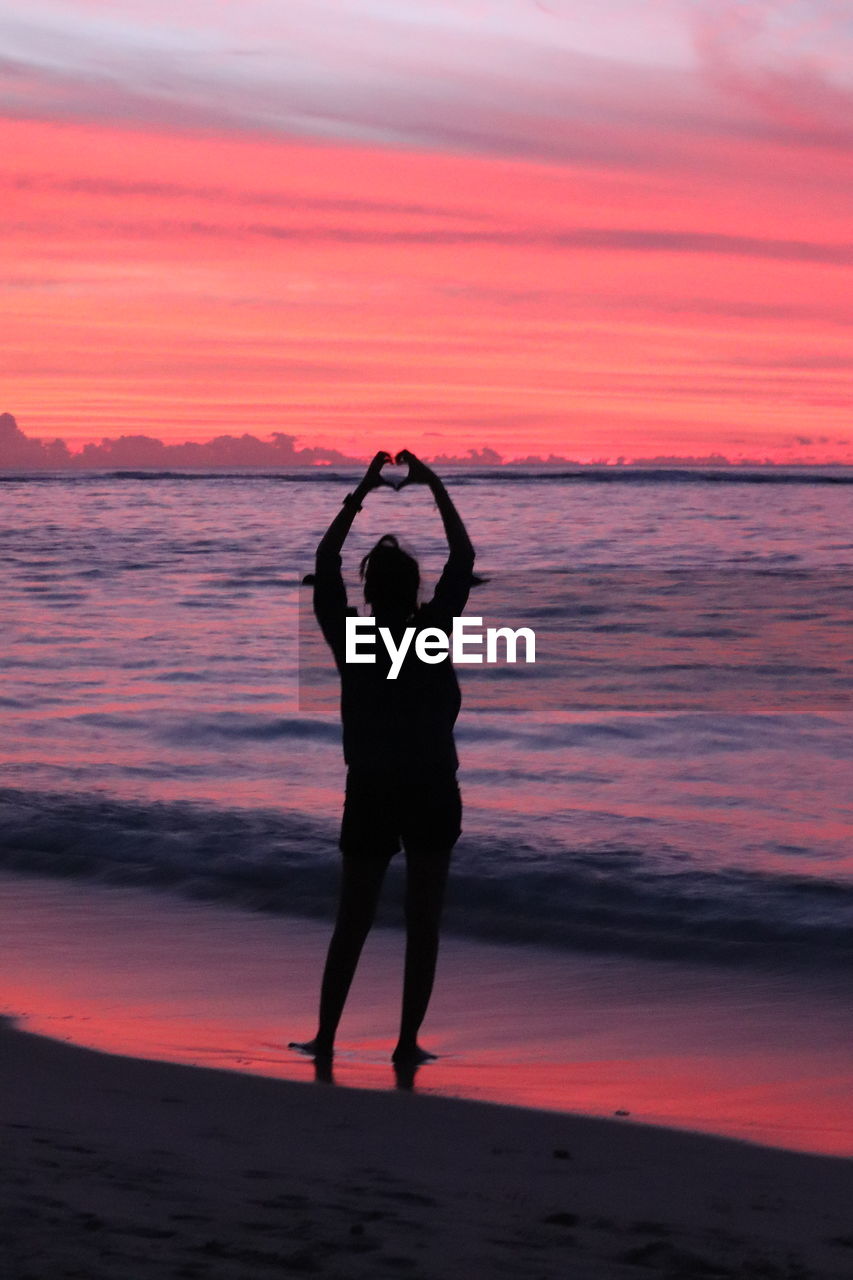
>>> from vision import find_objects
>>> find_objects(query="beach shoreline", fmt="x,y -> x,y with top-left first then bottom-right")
3,1012 -> 853,1279
2,868 -> 852,1161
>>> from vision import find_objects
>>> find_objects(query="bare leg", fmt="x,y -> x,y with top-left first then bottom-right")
392,848 -> 451,1064
291,854 -> 389,1057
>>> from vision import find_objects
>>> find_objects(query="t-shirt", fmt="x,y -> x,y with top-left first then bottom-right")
313,547 -> 473,776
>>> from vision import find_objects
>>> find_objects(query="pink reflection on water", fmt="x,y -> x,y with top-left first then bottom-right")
2,873 -> 851,1158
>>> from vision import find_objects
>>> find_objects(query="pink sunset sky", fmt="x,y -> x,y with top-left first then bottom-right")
2,0 -> 852,463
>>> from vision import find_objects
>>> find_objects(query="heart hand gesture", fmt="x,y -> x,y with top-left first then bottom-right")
359,451 -> 395,493
394,449 -> 437,491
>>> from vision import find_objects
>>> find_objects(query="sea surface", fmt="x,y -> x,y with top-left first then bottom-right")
2,467 -> 852,973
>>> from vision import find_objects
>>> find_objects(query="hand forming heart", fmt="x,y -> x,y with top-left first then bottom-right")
385,456 -> 411,491
367,449 -> 435,492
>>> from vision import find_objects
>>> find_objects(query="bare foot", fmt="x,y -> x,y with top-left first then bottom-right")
391,1042 -> 437,1065
289,1038 -> 333,1060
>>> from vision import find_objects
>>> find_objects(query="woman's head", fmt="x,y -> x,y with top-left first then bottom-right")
360,534 -> 419,615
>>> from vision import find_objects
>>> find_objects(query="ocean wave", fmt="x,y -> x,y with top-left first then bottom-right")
2,467 -> 852,486
155,714 -> 337,744
2,786 -> 850,971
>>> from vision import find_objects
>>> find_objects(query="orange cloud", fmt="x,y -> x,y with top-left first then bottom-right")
2,9 -> 851,467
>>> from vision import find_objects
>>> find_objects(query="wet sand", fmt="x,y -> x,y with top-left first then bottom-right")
3,1014 -> 853,1279
1,871 -> 852,1157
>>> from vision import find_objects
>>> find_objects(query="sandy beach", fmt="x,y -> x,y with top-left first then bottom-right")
3,1013 -> 853,1280
1,870 -> 852,1277
3,871 -> 853,1157
5,0 -> 853,1266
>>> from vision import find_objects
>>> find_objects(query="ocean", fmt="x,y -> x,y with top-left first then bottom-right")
3,467 -> 851,973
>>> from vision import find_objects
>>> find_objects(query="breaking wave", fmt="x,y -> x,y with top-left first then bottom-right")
2,786 -> 850,971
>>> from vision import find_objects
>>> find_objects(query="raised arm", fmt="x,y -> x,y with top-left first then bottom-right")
395,450 -> 475,568
312,451 -> 392,650
317,451 -> 392,562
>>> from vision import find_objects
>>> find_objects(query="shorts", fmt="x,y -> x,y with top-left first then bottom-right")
339,768 -> 462,859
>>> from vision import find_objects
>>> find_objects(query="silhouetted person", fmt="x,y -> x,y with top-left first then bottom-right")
291,449 -> 475,1064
